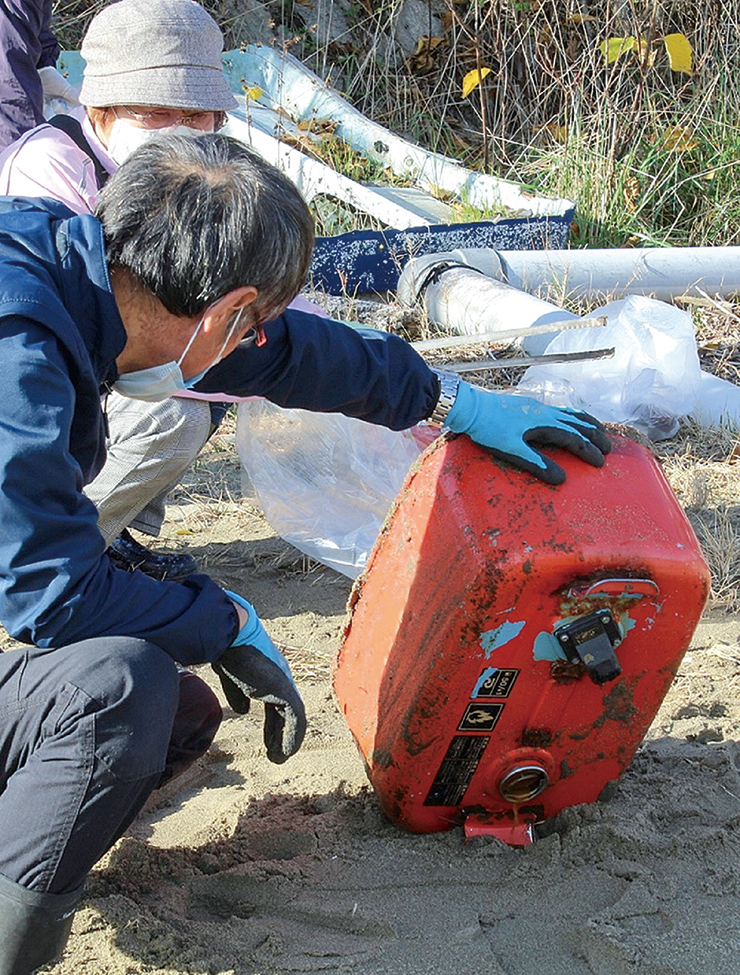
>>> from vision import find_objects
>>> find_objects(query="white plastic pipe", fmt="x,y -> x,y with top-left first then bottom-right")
218,47 -> 574,218
499,246 -> 740,300
401,246 -> 740,302
397,257 -> 580,356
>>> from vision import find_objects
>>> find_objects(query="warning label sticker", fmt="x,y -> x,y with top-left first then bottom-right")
424,735 -> 489,807
474,668 -> 519,698
458,702 -> 504,732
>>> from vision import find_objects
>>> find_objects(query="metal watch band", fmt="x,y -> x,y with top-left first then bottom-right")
429,370 -> 460,426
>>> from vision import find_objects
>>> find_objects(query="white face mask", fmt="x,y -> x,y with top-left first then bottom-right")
113,306 -> 249,402
106,118 -> 202,166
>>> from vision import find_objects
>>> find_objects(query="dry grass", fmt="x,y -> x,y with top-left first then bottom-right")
52,0 -> 255,49
53,1 -> 740,245
657,310 -> 740,611
690,508 -> 740,609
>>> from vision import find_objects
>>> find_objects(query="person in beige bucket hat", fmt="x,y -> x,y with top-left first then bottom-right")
79,0 -> 237,113
0,0 -> 239,584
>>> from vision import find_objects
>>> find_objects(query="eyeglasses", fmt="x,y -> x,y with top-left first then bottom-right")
116,106 -> 227,131
218,305 -> 269,352
238,324 -> 267,349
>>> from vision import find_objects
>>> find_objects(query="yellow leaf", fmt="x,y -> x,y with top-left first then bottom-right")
663,126 -> 698,151
567,12 -> 596,23
664,33 -> 692,74
243,85 -> 263,101
176,529 -> 195,535
598,36 -> 637,63
622,37 -> 654,67
462,67 -> 492,98
406,34 -> 445,73
414,34 -> 443,55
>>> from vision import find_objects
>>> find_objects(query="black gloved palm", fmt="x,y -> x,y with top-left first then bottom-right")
213,644 -> 306,763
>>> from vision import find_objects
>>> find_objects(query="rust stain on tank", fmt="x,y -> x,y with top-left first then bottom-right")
370,748 -> 395,770
594,681 -> 637,726
551,659 -> 586,684
560,759 -> 574,779
521,728 -> 553,748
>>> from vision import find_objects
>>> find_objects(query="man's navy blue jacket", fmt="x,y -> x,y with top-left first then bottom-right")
0,198 -> 437,664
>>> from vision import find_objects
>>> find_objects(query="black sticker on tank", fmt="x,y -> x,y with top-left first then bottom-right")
473,667 -> 519,698
424,735 -> 489,807
458,702 -> 504,732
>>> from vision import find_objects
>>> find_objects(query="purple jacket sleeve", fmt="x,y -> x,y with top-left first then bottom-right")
38,12 -> 58,70
0,1 -> 55,149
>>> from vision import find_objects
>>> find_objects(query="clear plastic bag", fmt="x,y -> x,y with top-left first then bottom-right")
236,400 -> 428,578
692,370 -> 740,430
518,295 -> 702,440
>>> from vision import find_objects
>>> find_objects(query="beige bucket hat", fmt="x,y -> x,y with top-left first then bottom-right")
79,0 -> 237,111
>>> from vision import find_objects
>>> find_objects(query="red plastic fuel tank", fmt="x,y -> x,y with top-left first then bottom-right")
333,432 -> 710,845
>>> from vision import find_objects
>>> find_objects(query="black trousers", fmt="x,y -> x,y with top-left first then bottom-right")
0,637 -> 221,895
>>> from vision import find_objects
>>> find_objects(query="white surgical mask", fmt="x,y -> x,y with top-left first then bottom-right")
113,305 -> 249,402
106,119 -> 201,166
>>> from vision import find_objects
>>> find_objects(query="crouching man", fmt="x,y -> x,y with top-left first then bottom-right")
0,134 -> 314,975
0,133 -> 609,975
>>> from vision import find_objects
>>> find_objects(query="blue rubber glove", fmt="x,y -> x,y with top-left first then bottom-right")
212,590 -> 306,763
446,381 -> 611,485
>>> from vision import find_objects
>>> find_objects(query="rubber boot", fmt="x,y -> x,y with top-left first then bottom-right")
0,872 -> 81,975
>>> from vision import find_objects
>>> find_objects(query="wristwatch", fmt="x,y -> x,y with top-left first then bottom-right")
429,370 -> 460,426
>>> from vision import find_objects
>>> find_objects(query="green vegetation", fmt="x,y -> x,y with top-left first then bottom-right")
53,1 -> 740,248
312,0 -> 740,250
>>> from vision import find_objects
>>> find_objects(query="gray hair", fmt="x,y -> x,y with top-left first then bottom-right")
95,134 -> 315,318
